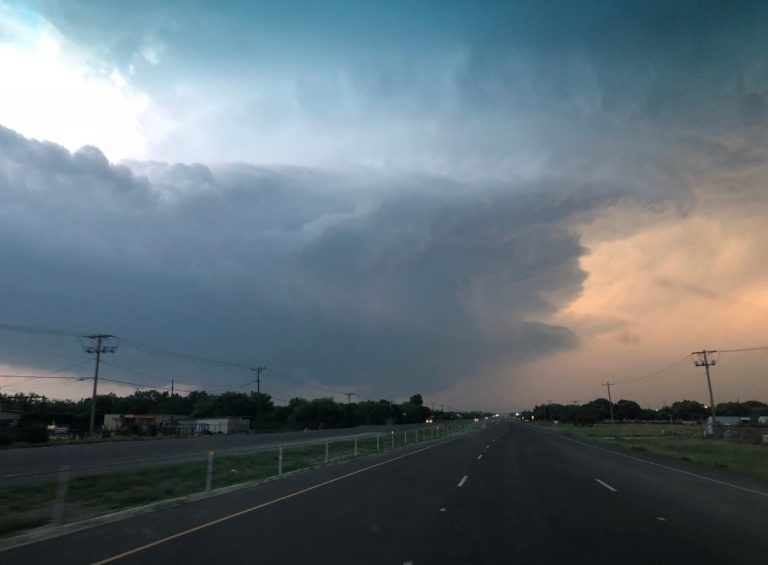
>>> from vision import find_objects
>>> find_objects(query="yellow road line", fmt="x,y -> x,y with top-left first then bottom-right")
92,439 -> 455,564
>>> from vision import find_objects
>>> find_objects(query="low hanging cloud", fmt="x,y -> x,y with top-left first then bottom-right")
0,123 -> 694,397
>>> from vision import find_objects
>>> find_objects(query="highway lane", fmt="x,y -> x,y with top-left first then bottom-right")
0,422 -> 438,485
4,422 -> 768,564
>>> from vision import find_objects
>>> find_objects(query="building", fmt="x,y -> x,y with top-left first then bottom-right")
705,416 -> 752,436
103,413 -> 184,432
177,417 -> 250,435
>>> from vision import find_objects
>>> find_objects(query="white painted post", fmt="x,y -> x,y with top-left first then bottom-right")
205,450 -> 214,492
391,431 -> 395,448
51,465 -> 71,526
325,441 -> 329,463
354,435 -> 358,456
376,434 -> 380,451
404,430 -> 407,445
278,446 -> 283,475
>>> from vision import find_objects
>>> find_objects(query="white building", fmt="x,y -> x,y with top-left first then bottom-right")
177,417 -> 250,435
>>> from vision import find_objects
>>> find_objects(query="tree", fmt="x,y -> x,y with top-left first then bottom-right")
585,398 -> 613,421
615,399 -> 642,421
669,400 -> 708,421
409,394 -> 424,406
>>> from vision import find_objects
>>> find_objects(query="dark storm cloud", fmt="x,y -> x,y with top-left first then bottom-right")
0,124 -> 690,395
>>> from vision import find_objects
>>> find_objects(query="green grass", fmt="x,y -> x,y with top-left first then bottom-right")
0,482 -> 57,537
538,422 -> 768,483
0,425 -> 471,540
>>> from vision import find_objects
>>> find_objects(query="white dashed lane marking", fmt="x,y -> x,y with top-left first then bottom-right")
595,478 -> 617,493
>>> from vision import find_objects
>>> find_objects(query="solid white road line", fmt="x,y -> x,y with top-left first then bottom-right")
595,478 -> 618,493
91,440 -> 454,564
458,475 -> 468,487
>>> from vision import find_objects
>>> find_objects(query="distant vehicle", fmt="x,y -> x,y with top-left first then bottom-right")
425,418 -> 433,424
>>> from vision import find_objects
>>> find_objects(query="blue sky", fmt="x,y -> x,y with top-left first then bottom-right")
2,1 -> 768,410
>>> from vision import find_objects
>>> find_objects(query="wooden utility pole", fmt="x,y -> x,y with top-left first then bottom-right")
693,350 -> 718,435
84,334 -> 117,436
251,366 -> 266,433
603,383 -> 615,424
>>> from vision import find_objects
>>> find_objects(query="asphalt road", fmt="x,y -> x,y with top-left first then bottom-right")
0,422 -> 434,485
4,421 -> 768,564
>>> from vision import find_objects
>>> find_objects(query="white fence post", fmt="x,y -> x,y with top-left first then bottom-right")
376,433 -> 380,451
391,431 -> 395,448
404,430 -> 407,445
51,465 -> 71,526
325,441 -> 329,463
354,435 -> 358,456
278,446 -> 283,475
205,450 -> 214,492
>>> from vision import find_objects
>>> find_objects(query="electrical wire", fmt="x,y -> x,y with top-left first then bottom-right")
99,360 -> 257,392
119,338 -> 251,370
717,346 -> 768,353
611,354 -> 694,386
0,322 -> 87,337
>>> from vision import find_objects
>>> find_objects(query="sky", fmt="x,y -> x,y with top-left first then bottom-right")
2,0 -> 768,412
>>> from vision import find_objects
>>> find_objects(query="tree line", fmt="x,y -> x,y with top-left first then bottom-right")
519,398 -> 768,425
0,391 -> 490,439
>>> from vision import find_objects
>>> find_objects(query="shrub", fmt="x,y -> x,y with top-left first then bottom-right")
17,424 -> 49,444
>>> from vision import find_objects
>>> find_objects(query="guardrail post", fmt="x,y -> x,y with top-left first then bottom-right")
376,433 -> 380,451
51,465 -> 71,526
278,446 -> 283,475
325,441 -> 329,463
205,450 -> 214,492
354,435 -> 358,456
391,431 -> 395,448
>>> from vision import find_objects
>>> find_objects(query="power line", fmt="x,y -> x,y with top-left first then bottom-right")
0,323 -> 86,337
119,338 -> 251,370
0,360 -> 92,385
612,354 -> 693,386
99,376 -> 177,391
2,323 -> 355,399
264,367 -> 347,396
0,375 -> 82,380
99,361 -> 259,393
717,346 -> 768,353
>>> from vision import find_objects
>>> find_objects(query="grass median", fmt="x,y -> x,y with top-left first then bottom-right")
0,425 -> 463,540
538,422 -> 768,483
